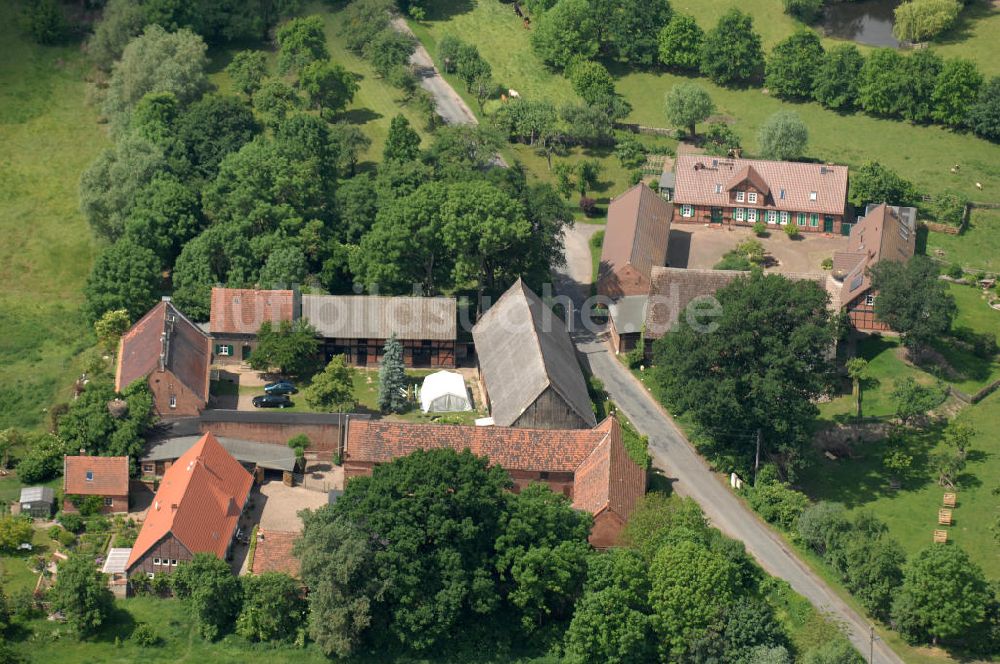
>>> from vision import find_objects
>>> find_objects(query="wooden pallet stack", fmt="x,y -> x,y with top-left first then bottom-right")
933,493 -> 958,544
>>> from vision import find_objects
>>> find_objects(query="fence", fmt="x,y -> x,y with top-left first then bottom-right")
949,378 -> 1000,405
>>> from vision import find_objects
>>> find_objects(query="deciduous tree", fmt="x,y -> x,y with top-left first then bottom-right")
175,94 -> 259,179
236,572 -> 306,642
651,272 -> 835,472
848,160 -> 919,208
813,44 -> 865,111
657,13 -> 703,71
664,82 -> 715,138
890,376 -> 944,425
757,110 -> 808,160
967,75 -> 1000,141
858,48 -> 909,118
123,174 -> 204,266
568,60 -> 616,105
305,355 -> 354,411
765,31 -> 824,100
0,516 -> 33,552
299,60 -> 359,114
603,0 -> 672,67
82,238 -> 161,323
893,0 -> 960,43
94,309 -> 131,355
892,545 -> 991,645
932,58 -> 982,126
530,0 -> 599,70
249,320 -> 320,376
868,256 -> 956,349
900,49 -> 943,123
383,114 -> 422,162
253,80 -> 301,127
700,9 -> 764,87
87,0 -> 146,70
49,554 -> 114,637
276,15 -> 328,74
173,553 -> 243,640
226,50 -> 268,100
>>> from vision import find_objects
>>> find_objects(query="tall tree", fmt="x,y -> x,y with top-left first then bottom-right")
530,0 -> 599,70
891,545 -> 991,645
651,272 -> 835,472
765,30 -> 824,100
175,94 -> 259,179
931,58 -> 982,127
377,334 -> 407,413
383,114 -> 422,162
700,9 -> 764,87
304,355 -> 355,411
94,309 -> 132,355
603,0 -> 672,66
82,238 -> 161,323
567,60 -> 616,105
299,60 -> 359,114
757,110 -> 809,161
657,13 -> 704,71
813,44 -> 865,111
173,553 -> 244,640
664,82 -> 715,138
102,25 -> 209,122
276,16 -> 329,74
123,174 -> 204,266
900,49 -> 943,123
857,48 -> 909,118
868,256 -> 957,349
87,0 -> 146,70
236,572 -> 306,642
226,50 -> 268,100
49,554 -> 115,638
253,79 -> 301,127
848,160 -> 919,208
893,0 -> 960,42
249,320 -> 320,376
967,75 -> 1000,141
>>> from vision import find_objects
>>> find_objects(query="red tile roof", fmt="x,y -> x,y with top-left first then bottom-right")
251,529 -> 300,577
63,456 -> 129,496
116,300 -> 211,402
673,156 -> 848,216
599,183 -> 673,291
345,417 -> 645,521
127,433 -> 253,570
210,288 -> 296,335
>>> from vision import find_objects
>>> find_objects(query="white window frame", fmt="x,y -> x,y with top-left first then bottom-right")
767,210 -> 778,224
748,208 -> 758,222
217,345 -> 231,357
104,497 -> 113,507
147,572 -> 155,579
736,191 -> 745,202
779,211 -> 789,225
865,294 -> 875,306
171,559 -> 178,566
747,192 -> 758,204
153,558 -> 161,566
734,207 -> 745,221
142,463 -> 155,474
169,394 -> 177,409
809,191 -> 818,201
681,204 -> 694,218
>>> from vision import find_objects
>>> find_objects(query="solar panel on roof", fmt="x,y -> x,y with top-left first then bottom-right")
849,273 -> 864,292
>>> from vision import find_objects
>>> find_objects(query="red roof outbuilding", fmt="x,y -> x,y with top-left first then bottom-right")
63,456 -> 129,496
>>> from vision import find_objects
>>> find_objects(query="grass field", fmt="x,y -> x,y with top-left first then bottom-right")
0,3 -> 108,431
925,208 -> 1000,272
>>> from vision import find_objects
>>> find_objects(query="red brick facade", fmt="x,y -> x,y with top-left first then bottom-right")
674,203 -> 845,234
62,495 -> 128,515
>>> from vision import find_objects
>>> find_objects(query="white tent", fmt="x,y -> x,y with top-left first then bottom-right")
420,371 -> 473,413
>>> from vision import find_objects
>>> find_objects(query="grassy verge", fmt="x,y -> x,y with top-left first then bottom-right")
925,208 -> 1000,273
0,2 -> 108,431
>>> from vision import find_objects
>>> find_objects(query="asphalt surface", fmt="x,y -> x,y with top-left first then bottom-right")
553,225 -> 904,664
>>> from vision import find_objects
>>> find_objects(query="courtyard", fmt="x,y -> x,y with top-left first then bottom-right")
667,224 -> 849,274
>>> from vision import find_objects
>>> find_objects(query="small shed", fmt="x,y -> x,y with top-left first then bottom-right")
19,486 -> 55,518
420,371 -> 472,413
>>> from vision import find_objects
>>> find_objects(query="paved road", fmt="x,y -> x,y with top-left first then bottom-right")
393,18 -> 479,126
553,226 -> 904,664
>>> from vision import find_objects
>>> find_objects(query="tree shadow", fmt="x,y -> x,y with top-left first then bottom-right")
339,108 -> 383,126
934,0 -> 997,45
92,605 -> 137,643
417,0 -> 477,22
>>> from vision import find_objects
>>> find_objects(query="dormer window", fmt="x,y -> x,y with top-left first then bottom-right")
747,192 -> 758,204
779,189 -> 786,200
809,191 -> 818,201
715,183 -> 723,193
736,191 -> 745,202
86,471 -> 94,482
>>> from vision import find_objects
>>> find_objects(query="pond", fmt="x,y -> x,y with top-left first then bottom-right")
822,0 -> 901,47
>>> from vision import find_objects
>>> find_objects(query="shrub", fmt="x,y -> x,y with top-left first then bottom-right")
57,529 -> 77,549
58,513 -> 84,533
745,482 -> 810,531
932,190 -> 967,227
784,224 -> 800,239
66,494 -> 105,517
579,197 -> 597,216
85,516 -> 111,533
783,0 -> 823,22
9,588 -> 41,621
821,257 -> 833,270
753,221 -> 767,236
131,623 -> 161,647
947,263 -> 964,280
614,135 -> 647,169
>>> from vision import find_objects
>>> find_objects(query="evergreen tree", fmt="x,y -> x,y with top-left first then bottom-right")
377,334 -> 407,413
383,114 -> 422,162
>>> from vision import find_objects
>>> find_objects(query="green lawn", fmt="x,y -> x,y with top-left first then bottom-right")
0,3 -> 108,430
925,208 -> 1000,273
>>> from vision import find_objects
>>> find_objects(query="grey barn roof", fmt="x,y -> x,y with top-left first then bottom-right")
19,487 -> 54,504
301,295 -> 457,341
472,279 -> 596,428
609,295 -> 649,335
143,435 -> 297,472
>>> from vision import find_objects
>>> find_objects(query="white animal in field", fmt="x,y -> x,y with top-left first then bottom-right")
976,182 -> 983,190
508,89 -> 520,98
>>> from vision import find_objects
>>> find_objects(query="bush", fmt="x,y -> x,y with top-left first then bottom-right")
579,197 -> 597,216
784,224 -> 800,239
58,513 -> 84,533
745,482 -> 810,531
947,263 -> 964,280
131,623 -> 161,647
783,0 -> 823,22
932,191 -> 967,227
753,221 -> 767,236
821,257 -> 833,270
9,588 -> 41,621
66,494 -> 105,517
56,529 -> 77,549
85,516 -> 111,534
21,0 -> 68,45
614,135 -> 647,169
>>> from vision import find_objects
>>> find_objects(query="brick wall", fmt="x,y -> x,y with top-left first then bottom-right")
149,370 -> 205,418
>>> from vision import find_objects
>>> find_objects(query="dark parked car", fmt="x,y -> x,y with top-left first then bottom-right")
252,394 -> 292,408
264,380 -> 298,395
